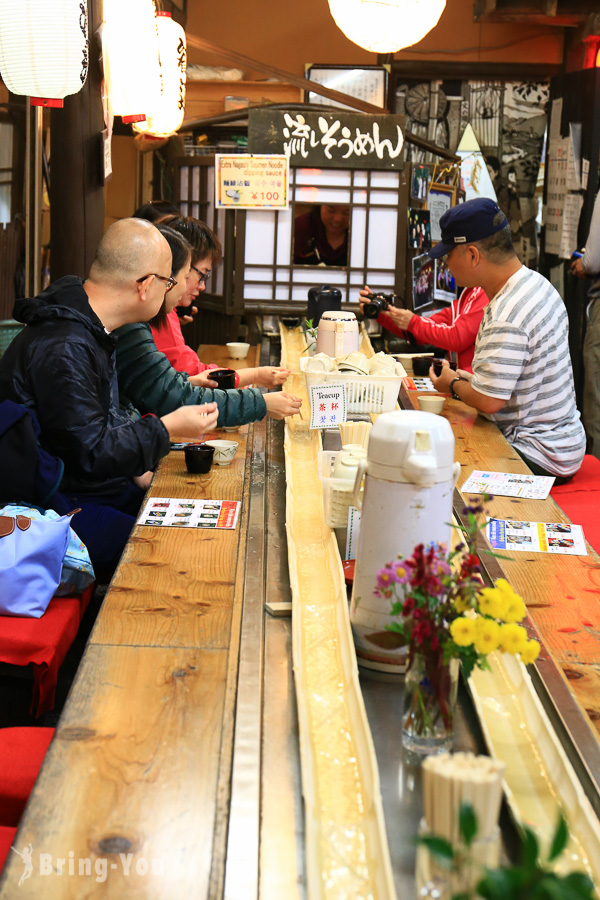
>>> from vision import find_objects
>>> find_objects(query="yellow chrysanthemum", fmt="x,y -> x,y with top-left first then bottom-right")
494,578 -> 526,623
450,617 -> 476,647
473,617 -> 500,654
477,587 -> 504,619
520,639 -> 541,665
499,623 -> 528,655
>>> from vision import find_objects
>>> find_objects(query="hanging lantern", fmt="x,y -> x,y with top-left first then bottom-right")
102,0 -> 161,123
0,0 -> 88,107
133,12 -> 187,138
328,0 -> 446,53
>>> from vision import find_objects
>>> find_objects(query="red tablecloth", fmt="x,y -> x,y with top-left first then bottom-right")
551,455 -> 600,555
0,586 -> 93,716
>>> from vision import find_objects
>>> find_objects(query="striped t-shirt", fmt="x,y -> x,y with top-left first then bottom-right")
471,265 -> 586,477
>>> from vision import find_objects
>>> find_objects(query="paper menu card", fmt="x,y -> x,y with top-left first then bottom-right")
138,497 -> 240,529
402,376 -> 436,392
486,518 -> 587,556
461,470 -> 554,500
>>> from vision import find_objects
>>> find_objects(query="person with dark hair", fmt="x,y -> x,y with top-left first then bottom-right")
133,200 -> 180,223
149,214 -> 290,391
114,222 -> 301,424
293,204 -> 350,266
358,284 -> 489,373
428,198 -> 585,482
0,218 -> 219,576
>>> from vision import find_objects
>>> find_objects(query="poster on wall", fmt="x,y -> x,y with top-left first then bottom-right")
456,124 -> 498,203
434,258 -> 457,303
408,209 -> 431,250
215,154 -> 289,210
411,164 -> 430,200
426,184 -> 455,242
412,253 -> 434,310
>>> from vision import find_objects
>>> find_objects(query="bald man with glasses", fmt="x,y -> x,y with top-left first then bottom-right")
0,218 -> 220,575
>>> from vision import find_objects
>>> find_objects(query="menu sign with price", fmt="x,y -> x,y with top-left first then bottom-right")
215,154 -> 289,210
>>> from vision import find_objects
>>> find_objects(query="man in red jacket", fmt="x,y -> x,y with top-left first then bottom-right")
358,284 -> 490,372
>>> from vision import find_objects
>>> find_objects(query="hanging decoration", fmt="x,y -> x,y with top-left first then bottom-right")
0,0 -> 88,107
133,12 -> 187,138
102,0 -> 161,123
327,0 -> 446,53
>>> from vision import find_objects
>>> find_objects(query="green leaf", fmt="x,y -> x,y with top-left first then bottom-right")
547,813 -> 568,862
560,872 -> 596,898
459,802 -> 478,847
477,868 -> 518,899
520,826 -> 540,871
415,834 -> 455,863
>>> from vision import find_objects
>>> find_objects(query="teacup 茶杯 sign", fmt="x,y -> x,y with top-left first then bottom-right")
215,154 -> 289,210
309,383 -> 347,430
248,109 -> 405,170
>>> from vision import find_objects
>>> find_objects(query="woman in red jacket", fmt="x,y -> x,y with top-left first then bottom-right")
359,284 -> 490,373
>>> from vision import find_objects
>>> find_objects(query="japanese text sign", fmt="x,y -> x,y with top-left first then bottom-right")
215,154 -> 289,209
248,109 -> 405,170
309,383 -> 347,430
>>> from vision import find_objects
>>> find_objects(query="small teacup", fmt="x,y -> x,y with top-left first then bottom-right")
210,368 -> 237,390
305,353 -> 336,374
204,439 -> 238,466
418,396 -> 446,415
413,356 -> 434,377
184,444 -> 215,474
226,342 -> 250,359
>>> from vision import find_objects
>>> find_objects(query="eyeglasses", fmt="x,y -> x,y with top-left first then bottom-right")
190,265 -> 211,285
136,273 -> 177,292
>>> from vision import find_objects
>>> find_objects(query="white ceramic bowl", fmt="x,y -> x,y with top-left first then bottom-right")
204,439 -> 239,466
226,342 -> 250,359
417,395 -> 446,415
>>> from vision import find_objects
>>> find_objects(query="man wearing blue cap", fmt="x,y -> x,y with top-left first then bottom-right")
429,198 -> 585,482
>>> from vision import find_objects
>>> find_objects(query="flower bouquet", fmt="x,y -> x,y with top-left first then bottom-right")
374,499 -> 540,753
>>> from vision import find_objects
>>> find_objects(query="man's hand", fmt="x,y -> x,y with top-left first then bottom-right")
132,471 -> 154,491
264,392 -> 302,420
256,366 -> 290,388
570,258 -> 586,279
188,370 -> 218,388
161,402 -> 219,437
429,359 -> 454,393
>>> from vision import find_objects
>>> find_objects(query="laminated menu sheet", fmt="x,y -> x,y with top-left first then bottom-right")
461,470 -> 555,500
138,497 -> 240,529
486,518 -> 588,556
402,376 -> 436,392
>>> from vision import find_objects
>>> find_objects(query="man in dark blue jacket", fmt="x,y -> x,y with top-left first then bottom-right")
0,218 -> 219,575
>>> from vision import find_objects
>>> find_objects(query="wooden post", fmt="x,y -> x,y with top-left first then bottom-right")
49,0 -> 105,280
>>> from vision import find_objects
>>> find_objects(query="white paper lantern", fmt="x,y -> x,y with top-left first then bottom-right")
102,0 -> 161,123
0,0 -> 88,107
133,12 -> 186,138
328,0 -> 446,53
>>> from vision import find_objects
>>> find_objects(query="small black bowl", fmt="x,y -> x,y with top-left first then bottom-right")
210,368 -> 236,390
185,444 -> 215,474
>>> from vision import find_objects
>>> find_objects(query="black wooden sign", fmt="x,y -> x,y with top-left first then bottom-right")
248,109 -> 406,170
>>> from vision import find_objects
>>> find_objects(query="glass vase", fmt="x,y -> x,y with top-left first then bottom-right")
402,651 -> 459,755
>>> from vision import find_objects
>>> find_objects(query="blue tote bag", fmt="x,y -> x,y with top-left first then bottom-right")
0,512 -> 74,617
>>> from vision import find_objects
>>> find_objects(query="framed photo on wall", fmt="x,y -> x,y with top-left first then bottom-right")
426,183 -> 456,243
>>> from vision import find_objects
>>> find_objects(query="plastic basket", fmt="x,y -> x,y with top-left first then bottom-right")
318,450 -> 362,529
300,356 -> 402,415
0,320 -> 24,358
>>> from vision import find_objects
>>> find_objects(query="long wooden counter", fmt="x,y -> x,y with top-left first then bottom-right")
403,387 -> 600,744
2,340 -> 600,898
0,346 -> 276,898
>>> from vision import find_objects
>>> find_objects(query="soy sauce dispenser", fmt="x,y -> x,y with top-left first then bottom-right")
350,410 -> 461,671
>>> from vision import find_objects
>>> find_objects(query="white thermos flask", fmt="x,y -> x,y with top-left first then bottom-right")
350,410 -> 461,672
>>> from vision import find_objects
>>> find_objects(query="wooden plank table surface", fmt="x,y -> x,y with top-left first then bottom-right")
0,346 -> 260,899
405,388 -> 600,738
